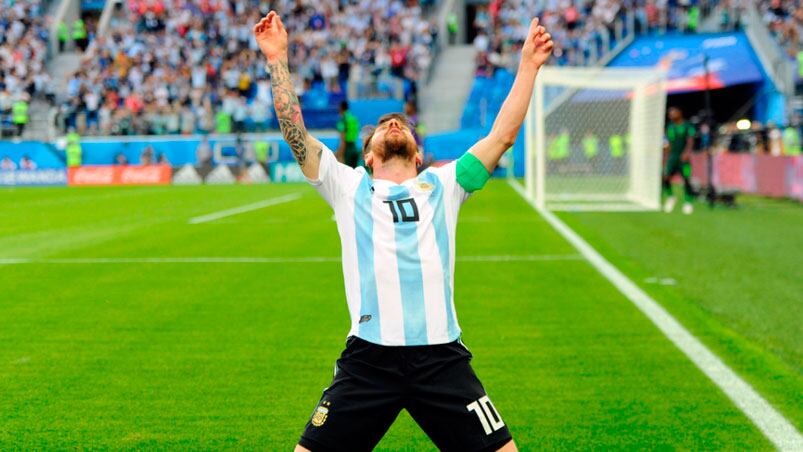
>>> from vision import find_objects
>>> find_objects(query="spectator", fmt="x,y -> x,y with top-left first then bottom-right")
72,18 -> 88,52
19,154 -> 36,169
1,155 -> 17,170
57,21 -> 68,52
63,0 -> 437,137
447,12 -> 459,45
140,145 -> 154,165
0,0 -> 50,102
12,94 -> 29,136
782,122 -> 801,156
767,122 -> 783,156
472,1 -> 719,74
756,0 -> 801,60
195,135 -> 213,171
114,152 -> 129,165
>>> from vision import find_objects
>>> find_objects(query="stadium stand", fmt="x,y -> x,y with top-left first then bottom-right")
461,0 -> 719,129
756,0 -> 801,59
0,0 -> 55,135
57,0 -> 439,136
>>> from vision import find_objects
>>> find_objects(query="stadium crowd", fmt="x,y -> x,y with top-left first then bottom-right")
0,0 -> 55,133
57,0 -> 438,136
471,0 -> 717,74
757,0 -> 802,60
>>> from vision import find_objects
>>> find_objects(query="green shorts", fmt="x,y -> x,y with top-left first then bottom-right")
664,156 -> 690,178
344,142 -> 360,168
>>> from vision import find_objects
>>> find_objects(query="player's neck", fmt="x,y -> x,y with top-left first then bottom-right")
371,157 -> 417,184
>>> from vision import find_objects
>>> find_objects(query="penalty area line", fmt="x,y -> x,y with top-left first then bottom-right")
188,192 -> 303,224
507,179 -> 802,451
0,255 -> 582,265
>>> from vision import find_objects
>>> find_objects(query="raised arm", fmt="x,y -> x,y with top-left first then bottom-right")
254,11 -> 323,179
468,18 -> 553,173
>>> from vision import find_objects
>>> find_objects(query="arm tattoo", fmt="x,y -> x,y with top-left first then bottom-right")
267,60 -> 309,166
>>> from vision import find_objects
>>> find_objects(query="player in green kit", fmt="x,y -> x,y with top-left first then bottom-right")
663,107 -> 695,214
337,101 -> 361,168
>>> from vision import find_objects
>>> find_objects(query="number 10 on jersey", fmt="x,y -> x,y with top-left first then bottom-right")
383,198 -> 419,223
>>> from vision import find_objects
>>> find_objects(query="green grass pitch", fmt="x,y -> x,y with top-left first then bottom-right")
1,181 -> 800,449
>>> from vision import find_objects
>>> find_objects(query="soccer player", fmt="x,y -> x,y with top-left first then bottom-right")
336,101 -> 361,168
663,107 -> 696,214
254,11 -> 553,451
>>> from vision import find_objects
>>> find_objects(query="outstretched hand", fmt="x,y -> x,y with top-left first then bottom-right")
521,18 -> 553,69
253,11 -> 288,63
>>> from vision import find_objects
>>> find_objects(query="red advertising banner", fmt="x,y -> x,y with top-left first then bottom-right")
787,156 -> 803,201
754,154 -> 787,198
688,153 -> 802,200
68,165 -> 172,186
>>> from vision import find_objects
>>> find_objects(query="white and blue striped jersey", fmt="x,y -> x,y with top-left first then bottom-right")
307,145 -> 470,346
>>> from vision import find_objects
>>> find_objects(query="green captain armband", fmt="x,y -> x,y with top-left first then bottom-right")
456,152 -> 491,192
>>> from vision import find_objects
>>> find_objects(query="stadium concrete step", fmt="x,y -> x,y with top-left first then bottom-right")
47,52 -> 82,83
20,100 -> 53,141
420,45 -> 477,134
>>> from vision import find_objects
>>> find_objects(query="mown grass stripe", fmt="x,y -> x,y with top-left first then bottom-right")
508,179 -> 803,451
0,254 -> 582,265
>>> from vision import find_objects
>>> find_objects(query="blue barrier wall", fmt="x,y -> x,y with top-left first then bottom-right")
78,129 -> 523,175
423,127 -> 524,177
0,141 -> 65,168
2,120 -> 525,178
350,99 -> 405,127
79,134 -> 343,166
82,138 -> 200,165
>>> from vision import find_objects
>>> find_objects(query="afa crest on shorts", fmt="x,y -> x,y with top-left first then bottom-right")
311,401 -> 331,427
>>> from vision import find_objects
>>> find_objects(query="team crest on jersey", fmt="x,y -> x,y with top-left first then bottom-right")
311,401 -> 330,427
417,181 -> 434,191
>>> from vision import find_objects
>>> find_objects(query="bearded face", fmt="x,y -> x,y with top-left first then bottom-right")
367,115 -> 419,164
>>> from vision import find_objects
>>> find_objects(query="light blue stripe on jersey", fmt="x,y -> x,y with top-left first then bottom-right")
422,171 -> 459,340
388,185 -> 428,345
354,173 -> 380,342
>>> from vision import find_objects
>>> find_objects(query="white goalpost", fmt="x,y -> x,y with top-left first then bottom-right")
524,66 -> 667,211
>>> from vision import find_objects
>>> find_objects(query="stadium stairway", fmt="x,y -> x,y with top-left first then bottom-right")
420,45 -> 477,134
19,100 -> 53,140
47,53 -> 82,84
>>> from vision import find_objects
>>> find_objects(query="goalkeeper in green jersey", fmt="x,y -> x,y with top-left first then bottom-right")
663,107 -> 696,214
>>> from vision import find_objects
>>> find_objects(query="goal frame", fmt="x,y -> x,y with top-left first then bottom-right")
524,66 -> 668,211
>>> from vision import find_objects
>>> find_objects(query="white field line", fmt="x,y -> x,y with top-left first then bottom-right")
188,193 -> 302,224
0,254 -> 581,265
508,179 -> 803,451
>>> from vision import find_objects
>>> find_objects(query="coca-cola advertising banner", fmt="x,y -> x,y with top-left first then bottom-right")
68,165 -> 172,186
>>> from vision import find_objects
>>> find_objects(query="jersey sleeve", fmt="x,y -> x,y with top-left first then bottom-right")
305,143 -> 364,207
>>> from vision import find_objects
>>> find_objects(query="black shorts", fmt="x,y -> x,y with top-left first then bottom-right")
298,337 -> 512,452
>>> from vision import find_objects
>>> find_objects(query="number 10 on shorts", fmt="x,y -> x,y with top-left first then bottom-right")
467,395 -> 505,435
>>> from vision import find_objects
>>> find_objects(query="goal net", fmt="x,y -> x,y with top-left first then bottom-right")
523,66 -> 667,211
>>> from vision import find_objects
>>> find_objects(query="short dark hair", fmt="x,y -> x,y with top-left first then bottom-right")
362,113 -> 411,154
340,100 -> 349,111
